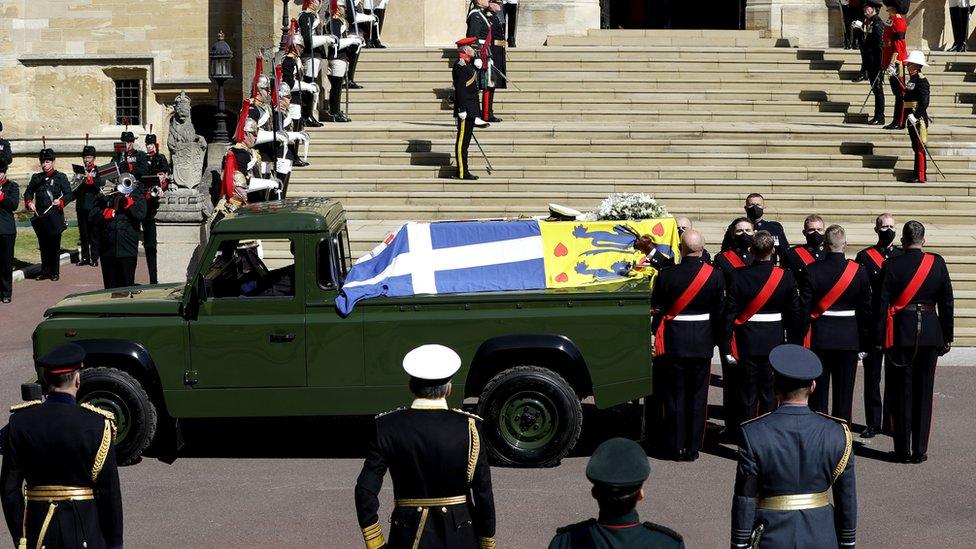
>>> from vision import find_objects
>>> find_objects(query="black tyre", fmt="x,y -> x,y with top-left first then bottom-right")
78,367 -> 157,466
477,366 -> 583,468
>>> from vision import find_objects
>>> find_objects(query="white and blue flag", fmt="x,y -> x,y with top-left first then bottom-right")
336,220 -> 547,315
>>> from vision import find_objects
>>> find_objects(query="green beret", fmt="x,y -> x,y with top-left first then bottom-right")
585,437 -> 650,488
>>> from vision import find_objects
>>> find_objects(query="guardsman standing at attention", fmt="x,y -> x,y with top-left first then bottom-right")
721,193 -> 789,261
486,2 -> 506,122
354,344 -> 496,549
894,50 -> 931,183
453,37 -> 490,181
881,0 -> 909,130
24,146 -> 73,281
877,220 -> 953,464
800,225 -> 872,424
730,344 -> 856,549
0,159 -> 18,303
651,229 -> 725,461
859,0 -> 886,125
854,213 -> 902,439
502,0 -> 518,47
75,140 -> 103,267
723,231 -> 802,435
782,214 -> 827,280
547,438 -> 685,549
0,343 -> 124,549
467,0 -> 495,124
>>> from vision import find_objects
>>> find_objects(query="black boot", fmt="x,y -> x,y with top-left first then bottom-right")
328,75 -> 350,122
506,5 -> 517,48
374,9 -> 387,48
949,7 -> 961,51
301,85 -> 324,127
347,54 -> 363,89
961,7 -> 971,52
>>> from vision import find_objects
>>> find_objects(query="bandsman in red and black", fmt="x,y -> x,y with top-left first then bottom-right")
453,37 -> 490,181
112,128 -> 149,181
0,158 -> 18,303
75,139 -> 102,268
0,343 -> 123,549
355,345 -> 496,549
854,213 -> 903,438
24,146 -> 73,281
651,229 -> 725,461
467,0 -> 496,123
90,173 -> 147,289
799,225 -> 872,424
876,220 -> 953,464
781,214 -> 827,280
893,50 -> 931,183
881,0 -> 909,129
722,230 -> 803,438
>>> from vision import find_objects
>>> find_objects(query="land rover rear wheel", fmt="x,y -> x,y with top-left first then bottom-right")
79,367 -> 157,466
477,366 -> 582,468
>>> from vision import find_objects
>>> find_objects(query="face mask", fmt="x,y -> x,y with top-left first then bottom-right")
746,205 -> 763,221
734,233 -> 753,251
806,232 -> 825,248
878,228 -> 895,246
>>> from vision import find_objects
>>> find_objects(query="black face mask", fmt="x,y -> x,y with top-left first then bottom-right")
745,205 -> 763,221
877,228 -> 896,246
734,233 -> 753,251
806,231 -> 825,248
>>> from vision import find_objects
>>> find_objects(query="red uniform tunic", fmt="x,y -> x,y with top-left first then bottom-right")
882,14 -> 908,66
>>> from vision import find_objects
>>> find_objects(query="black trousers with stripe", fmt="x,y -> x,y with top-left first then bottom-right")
660,355 -> 711,455
887,346 -> 939,458
455,117 -> 473,178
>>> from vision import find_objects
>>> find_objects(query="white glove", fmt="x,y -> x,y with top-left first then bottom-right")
458,111 -> 467,120
907,114 -> 918,126
473,58 -> 483,70
725,354 -> 737,366
286,131 -> 307,143
858,352 -> 868,361
851,20 -> 863,30
886,64 -> 897,77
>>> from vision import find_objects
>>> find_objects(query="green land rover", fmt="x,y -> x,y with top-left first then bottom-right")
28,199 -> 654,467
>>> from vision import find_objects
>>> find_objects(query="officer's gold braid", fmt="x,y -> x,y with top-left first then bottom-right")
466,417 -> 479,484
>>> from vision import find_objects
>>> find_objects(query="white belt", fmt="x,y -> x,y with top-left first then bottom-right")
748,313 -> 782,322
821,310 -> 856,317
672,313 -> 710,322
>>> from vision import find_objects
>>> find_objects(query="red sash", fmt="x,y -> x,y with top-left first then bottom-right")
721,250 -> 745,269
804,260 -> 860,348
865,248 -> 884,269
793,246 -> 815,266
884,253 -> 935,349
730,267 -> 784,359
654,263 -> 714,357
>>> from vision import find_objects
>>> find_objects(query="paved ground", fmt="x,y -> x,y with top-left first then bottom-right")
1,267 -> 974,548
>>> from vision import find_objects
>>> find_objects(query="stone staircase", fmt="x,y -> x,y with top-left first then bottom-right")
291,30 -> 976,344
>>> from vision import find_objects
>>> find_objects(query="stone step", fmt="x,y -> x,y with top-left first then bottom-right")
545,34 -> 786,47
295,150 -> 976,171
288,175 -> 976,196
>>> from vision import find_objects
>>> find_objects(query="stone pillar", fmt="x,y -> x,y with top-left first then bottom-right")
155,190 -> 212,284
523,0 -> 600,47
746,0 -> 832,47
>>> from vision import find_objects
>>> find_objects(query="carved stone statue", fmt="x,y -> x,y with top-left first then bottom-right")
167,91 -> 208,190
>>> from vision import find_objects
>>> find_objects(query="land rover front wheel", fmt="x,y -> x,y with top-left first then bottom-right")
477,366 -> 582,468
79,367 -> 158,466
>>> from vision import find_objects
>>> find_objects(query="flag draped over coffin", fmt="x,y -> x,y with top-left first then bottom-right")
335,217 -> 679,315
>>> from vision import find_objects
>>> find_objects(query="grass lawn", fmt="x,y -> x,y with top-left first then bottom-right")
13,227 -> 80,269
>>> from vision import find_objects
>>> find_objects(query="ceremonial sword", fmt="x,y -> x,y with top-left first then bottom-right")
858,71 -> 885,115
471,131 -> 494,174
907,122 -> 945,180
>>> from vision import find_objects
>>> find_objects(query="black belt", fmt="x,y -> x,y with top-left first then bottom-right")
908,303 -> 936,312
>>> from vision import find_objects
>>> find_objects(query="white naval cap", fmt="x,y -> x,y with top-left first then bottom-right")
548,203 -> 582,220
402,344 -> 462,381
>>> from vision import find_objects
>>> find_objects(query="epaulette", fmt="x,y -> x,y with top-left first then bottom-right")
740,411 -> 772,427
815,411 -> 846,424
643,521 -> 684,542
374,407 -> 405,419
9,400 -> 42,413
452,408 -> 483,421
555,518 -> 596,534
80,403 -> 117,424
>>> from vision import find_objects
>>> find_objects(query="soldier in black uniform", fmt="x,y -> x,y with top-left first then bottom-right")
0,343 -> 123,549
854,213 -> 902,438
800,225 -> 872,424
485,3 -> 506,122
75,143 -> 102,267
24,148 -> 73,281
547,438 -> 684,548
723,231 -> 802,435
90,176 -> 147,289
467,0 -> 495,123
730,344 -> 856,549
860,0 -> 886,125
715,217 -> 754,275
781,214 -> 826,279
721,193 -> 789,261
453,37 -> 489,181
355,344 -> 496,549
877,220 -> 953,463
143,132 -> 168,285
0,160 -> 18,303
897,50 -> 931,183
297,1 -> 331,127
651,229 -> 725,461
113,131 -> 149,182
0,121 -> 11,167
